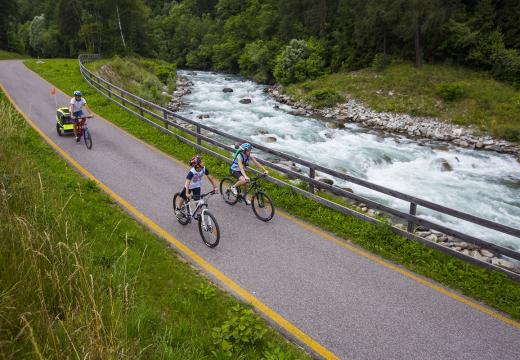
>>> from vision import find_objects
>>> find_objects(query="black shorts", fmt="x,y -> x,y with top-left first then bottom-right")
231,170 -> 244,180
179,187 -> 201,200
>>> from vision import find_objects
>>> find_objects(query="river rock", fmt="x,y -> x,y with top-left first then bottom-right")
480,249 -> 494,258
289,108 -> 306,116
239,98 -> 252,104
318,178 -> 334,186
222,87 -> 234,93
197,113 -> 210,119
326,122 -> 338,129
257,129 -> 268,135
491,258 -> 516,271
432,158 -> 453,172
188,71 -> 197,76
265,136 -> 277,143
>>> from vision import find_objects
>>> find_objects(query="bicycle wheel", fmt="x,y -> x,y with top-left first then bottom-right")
83,128 -> 92,149
219,177 -> 238,205
252,191 -> 275,222
173,193 -> 189,225
198,210 -> 220,248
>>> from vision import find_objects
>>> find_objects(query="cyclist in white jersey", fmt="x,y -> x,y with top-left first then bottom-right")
176,155 -> 217,212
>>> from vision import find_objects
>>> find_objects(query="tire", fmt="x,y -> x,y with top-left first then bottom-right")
198,210 -> 220,248
56,123 -> 62,136
252,191 -> 275,222
173,193 -> 190,225
220,177 -> 238,205
83,128 -> 92,149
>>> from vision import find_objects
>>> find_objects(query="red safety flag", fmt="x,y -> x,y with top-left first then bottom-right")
51,87 -> 56,95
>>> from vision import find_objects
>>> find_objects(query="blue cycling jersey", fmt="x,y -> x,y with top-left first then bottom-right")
230,152 -> 250,172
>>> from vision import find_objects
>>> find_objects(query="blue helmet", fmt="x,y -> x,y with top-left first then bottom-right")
74,90 -> 82,97
240,143 -> 252,151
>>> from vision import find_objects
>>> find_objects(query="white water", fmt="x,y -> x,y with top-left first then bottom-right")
177,71 -> 520,250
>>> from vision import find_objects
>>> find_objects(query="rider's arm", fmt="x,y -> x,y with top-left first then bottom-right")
205,168 -> 217,190
251,156 -> 268,174
184,179 -> 191,198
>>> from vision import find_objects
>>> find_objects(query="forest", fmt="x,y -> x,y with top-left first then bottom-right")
1,0 -> 520,85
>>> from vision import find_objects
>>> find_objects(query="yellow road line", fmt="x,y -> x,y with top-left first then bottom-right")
0,83 -> 339,359
19,64 -> 520,330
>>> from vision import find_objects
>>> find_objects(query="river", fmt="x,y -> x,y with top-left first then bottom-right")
177,70 -> 520,251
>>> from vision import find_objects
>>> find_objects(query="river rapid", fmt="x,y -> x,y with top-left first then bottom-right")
177,70 -> 520,251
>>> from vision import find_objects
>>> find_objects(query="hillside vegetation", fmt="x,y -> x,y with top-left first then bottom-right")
286,61 -> 520,141
88,57 -> 176,106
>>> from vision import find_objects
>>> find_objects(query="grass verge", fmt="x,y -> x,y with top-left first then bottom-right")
24,58 -> 520,323
0,91 -> 310,358
285,62 -> 520,142
0,50 -> 29,60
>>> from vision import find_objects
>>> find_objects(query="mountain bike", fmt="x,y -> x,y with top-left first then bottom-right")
220,173 -> 275,222
173,190 -> 220,248
73,115 -> 93,149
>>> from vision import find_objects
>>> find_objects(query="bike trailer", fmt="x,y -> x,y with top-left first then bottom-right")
56,107 -> 74,135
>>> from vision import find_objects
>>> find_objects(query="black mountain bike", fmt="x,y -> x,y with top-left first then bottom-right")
173,190 -> 220,248
220,173 -> 275,222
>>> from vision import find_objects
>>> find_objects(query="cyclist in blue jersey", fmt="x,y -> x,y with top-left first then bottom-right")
230,143 -> 268,204
175,155 -> 217,215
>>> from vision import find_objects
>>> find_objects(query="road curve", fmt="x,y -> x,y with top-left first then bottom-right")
1,60 -> 519,360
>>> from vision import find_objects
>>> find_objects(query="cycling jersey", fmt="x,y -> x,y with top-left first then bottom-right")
186,166 -> 209,189
230,152 -> 250,172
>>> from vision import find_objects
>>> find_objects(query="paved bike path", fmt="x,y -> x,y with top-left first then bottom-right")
2,60 -> 519,359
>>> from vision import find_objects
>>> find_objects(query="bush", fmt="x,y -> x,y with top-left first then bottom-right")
273,38 -> 326,85
212,305 -> 267,355
372,53 -> 389,72
239,39 -> 281,83
304,89 -> 344,108
436,82 -> 466,101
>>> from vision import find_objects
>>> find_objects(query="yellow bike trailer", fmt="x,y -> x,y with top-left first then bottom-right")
56,107 -> 74,136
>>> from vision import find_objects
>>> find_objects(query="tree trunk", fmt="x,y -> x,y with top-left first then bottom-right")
414,21 -> 422,68
116,3 -> 126,49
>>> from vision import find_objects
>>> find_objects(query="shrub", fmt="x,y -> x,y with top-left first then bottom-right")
372,53 -> 389,72
273,38 -> 325,85
239,39 -> 281,83
305,89 -> 344,108
212,305 -> 267,355
436,82 -> 466,101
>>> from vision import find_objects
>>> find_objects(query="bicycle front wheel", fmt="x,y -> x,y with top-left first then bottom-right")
219,177 -> 238,205
173,193 -> 189,225
252,191 -> 275,222
198,210 -> 220,248
83,128 -> 92,149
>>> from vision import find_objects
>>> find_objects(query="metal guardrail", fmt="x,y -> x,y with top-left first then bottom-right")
78,54 -> 520,281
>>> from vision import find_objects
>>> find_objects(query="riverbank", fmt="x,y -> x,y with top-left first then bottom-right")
266,85 -> 520,160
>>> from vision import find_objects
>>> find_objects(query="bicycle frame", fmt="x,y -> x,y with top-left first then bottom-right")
180,192 -> 215,224
239,173 -> 266,198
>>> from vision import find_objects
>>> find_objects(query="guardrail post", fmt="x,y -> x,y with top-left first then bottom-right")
121,90 -> 125,106
163,110 -> 168,129
309,167 -> 316,194
107,84 -> 111,98
139,104 -> 144,118
196,125 -> 202,145
407,202 -> 417,233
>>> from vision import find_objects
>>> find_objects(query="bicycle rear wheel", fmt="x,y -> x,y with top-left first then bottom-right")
252,191 -> 275,222
173,193 -> 189,225
219,177 -> 239,205
83,128 -> 92,149
198,210 -> 220,248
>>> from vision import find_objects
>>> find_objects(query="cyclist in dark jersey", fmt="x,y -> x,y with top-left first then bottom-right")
230,143 -> 268,204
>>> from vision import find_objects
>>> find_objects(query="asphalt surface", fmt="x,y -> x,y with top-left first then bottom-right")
1,60 -> 519,360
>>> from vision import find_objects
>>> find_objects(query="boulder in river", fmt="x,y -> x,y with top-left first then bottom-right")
432,158 -> 453,172
197,113 -> 210,119
265,136 -> 277,143
289,108 -> 306,116
239,98 -> 252,104
187,71 -> 197,76
222,88 -> 234,93
318,178 -> 334,186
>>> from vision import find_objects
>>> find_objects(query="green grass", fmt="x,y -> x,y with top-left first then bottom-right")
0,92 -> 310,358
0,50 -> 29,60
24,58 -> 520,323
286,62 -> 520,141
87,56 -> 176,106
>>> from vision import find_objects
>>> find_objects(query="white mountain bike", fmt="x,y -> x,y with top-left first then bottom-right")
173,190 -> 220,248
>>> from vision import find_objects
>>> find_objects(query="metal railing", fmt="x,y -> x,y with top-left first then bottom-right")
78,54 -> 520,281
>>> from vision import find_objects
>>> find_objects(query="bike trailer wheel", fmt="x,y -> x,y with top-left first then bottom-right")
56,123 -> 63,136
252,191 -> 275,222
198,210 -> 220,248
219,177 -> 239,205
